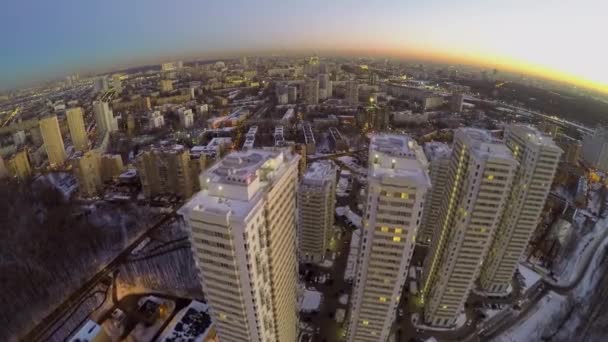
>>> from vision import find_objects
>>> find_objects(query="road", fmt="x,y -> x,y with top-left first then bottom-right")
22,212 -> 177,342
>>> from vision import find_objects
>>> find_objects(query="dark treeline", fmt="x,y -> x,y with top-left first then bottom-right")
0,180 -> 149,341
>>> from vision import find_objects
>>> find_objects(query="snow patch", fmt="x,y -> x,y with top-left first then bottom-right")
300,289 -> 323,312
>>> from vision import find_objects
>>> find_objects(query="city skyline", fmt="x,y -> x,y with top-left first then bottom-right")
2,0 -> 607,93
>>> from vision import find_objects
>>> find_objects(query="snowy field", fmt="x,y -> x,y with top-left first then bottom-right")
336,206 -> 362,228
518,264 -> 542,293
300,289 -> 323,312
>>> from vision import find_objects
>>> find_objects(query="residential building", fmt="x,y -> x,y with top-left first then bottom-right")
318,73 -> 332,100
346,80 -> 359,106
418,142 -> 452,245
421,128 -> 517,327
160,79 -> 174,92
93,77 -> 108,93
288,86 -> 298,103
93,101 -> 117,133
347,134 -> 431,342
450,93 -> 465,112
582,128 -> 608,171
178,108 -> 194,128
71,150 -> 103,197
479,125 -> 561,294
112,74 -> 122,93
179,149 -> 300,342
66,107 -> 88,151
303,78 -> 319,105
136,144 -> 195,199
298,161 -> 337,262
7,150 -> 32,180
101,154 -> 124,182
39,115 -> 67,166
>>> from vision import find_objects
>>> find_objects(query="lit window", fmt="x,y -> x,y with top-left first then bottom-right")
362,320 -> 369,326
393,236 -> 401,242
442,305 -> 448,309
381,226 -> 389,232
487,175 -> 494,180
394,228 -> 402,234
401,193 -> 409,199
480,227 -> 487,233
379,297 -> 387,302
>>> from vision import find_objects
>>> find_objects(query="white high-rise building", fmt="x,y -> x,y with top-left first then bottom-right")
347,134 -> 430,342
93,101 -> 117,133
346,80 -> 359,106
418,142 -> 451,245
582,128 -> 608,171
421,128 -> 517,327
180,149 -> 300,342
479,125 -> 561,294
298,160 -> 337,262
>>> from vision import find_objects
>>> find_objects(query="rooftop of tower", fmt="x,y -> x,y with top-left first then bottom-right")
179,148 -> 299,219
458,128 -> 515,161
369,134 -> 431,187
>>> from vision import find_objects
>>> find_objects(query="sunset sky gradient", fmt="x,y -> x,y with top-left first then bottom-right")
1,0 -> 606,91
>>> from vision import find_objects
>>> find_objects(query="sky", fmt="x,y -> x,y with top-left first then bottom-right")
1,0 -> 607,92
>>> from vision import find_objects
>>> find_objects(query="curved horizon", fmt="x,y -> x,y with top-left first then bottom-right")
1,0 -> 606,93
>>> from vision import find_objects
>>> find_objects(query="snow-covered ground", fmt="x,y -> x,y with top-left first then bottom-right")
319,259 -> 334,268
344,228 -> 361,282
300,289 -> 323,312
336,206 -> 363,228
336,177 -> 350,197
339,294 -> 349,305
518,264 -> 542,293
587,188 -> 602,216
494,292 -> 568,342
496,218 -> 608,341
337,156 -> 367,175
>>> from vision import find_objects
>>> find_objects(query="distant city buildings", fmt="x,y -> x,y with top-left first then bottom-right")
303,78 -> 319,105
178,108 -> 194,128
180,149 -> 300,342
422,128 -> 517,327
39,115 -> 67,166
93,76 -> 109,93
318,73 -> 332,100
93,101 -> 117,134
348,134 -> 430,342
346,80 -> 359,106
66,107 -> 88,151
450,93 -> 465,112
298,160 -> 337,262
582,128 -> 608,171
100,154 -> 124,182
160,79 -> 174,93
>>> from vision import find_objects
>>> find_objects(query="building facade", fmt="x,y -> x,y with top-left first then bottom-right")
71,150 -> 103,197
180,149 -> 300,342
66,107 -> 88,151
418,142 -> 452,245
479,125 -> 561,294
298,160 -> 337,262
421,128 -> 517,327
7,150 -> 32,180
582,128 -> 608,171
346,80 -> 359,106
303,78 -> 319,105
39,115 -> 67,166
347,135 -> 430,342
136,145 -> 195,199
93,101 -> 117,133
